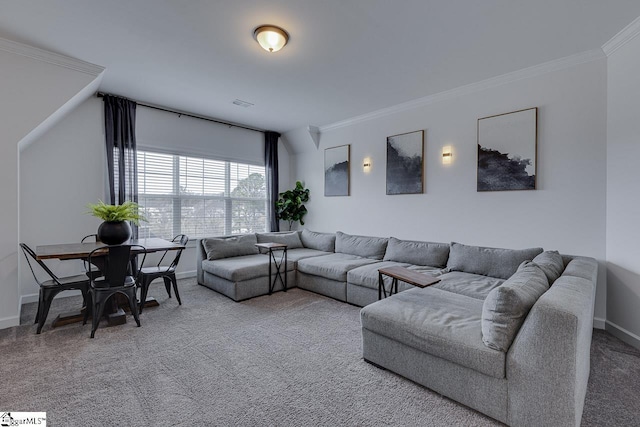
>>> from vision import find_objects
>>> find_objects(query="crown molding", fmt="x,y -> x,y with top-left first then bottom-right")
603,16 -> 640,57
0,37 -> 104,76
319,49 -> 605,133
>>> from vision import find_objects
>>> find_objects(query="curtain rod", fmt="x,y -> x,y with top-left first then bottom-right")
96,92 -> 265,134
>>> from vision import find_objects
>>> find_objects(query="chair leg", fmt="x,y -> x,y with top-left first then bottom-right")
163,276 -> 172,298
34,290 -> 44,324
91,294 -> 108,338
126,289 -> 141,327
139,278 -> 149,314
83,292 -> 93,325
170,274 -> 181,305
37,289 -> 58,334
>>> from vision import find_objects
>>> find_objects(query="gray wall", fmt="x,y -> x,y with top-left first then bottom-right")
606,32 -> 640,347
287,58 -> 609,324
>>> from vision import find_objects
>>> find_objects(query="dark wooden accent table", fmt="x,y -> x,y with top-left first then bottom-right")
255,242 -> 288,294
35,238 -> 185,327
378,266 -> 440,300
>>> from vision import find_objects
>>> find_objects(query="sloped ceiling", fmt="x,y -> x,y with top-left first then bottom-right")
0,0 -> 639,133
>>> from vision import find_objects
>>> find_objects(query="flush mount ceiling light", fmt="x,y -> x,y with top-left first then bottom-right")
253,25 -> 289,53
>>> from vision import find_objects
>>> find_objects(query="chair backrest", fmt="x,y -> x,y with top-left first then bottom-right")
81,234 -> 100,243
157,234 -> 189,271
19,243 -> 60,287
88,245 -> 146,287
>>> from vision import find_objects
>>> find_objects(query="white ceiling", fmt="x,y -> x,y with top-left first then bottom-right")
1,1 -> 639,133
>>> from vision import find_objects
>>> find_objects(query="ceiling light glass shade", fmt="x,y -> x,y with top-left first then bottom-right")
254,25 -> 289,53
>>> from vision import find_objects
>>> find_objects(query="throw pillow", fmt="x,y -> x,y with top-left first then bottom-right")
383,237 -> 450,267
447,242 -> 543,280
202,234 -> 259,260
335,231 -> 388,260
532,250 -> 564,284
300,229 -> 336,252
481,261 -> 550,352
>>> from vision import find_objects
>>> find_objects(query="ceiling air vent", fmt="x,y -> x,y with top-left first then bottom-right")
232,99 -> 254,108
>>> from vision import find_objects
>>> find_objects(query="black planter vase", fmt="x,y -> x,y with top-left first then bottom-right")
97,221 -> 131,245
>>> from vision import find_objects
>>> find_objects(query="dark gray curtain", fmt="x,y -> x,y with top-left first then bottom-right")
103,94 -> 139,238
265,131 -> 280,232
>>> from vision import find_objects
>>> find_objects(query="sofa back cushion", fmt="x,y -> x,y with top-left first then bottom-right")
532,250 -> 564,284
481,261 -> 550,352
300,229 -> 336,252
447,242 -> 543,280
202,234 -> 259,260
335,231 -> 388,260
256,232 -> 303,249
383,237 -> 449,267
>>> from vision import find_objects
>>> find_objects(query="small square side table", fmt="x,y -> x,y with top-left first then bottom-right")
255,242 -> 288,294
378,266 -> 440,300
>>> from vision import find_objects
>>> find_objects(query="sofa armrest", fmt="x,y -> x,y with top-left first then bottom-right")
506,268 -> 596,426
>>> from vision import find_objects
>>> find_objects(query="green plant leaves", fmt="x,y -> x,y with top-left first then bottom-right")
275,181 -> 310,230
87,200 -> 147,225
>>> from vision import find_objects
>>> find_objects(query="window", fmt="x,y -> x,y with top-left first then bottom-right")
137,150 -> 267,239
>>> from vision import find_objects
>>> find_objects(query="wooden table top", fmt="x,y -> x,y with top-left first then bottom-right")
378,266 -> 441,288
255,242 -> 288,249
36,238 -> 185,260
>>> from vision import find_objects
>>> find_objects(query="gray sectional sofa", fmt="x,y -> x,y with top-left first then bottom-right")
196,230 -> 597,427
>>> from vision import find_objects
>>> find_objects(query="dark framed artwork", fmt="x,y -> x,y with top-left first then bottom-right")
477,107 -> 537,192
386,130 -> 424,195
324,144 -> 350,196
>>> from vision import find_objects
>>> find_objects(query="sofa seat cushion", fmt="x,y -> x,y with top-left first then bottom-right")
348,262 -> 445,291
433,271 -> 505,300
361,287 -> 505,378
202,255 -> 295,282
286,248 -> 333,265
297,253 -> 378,282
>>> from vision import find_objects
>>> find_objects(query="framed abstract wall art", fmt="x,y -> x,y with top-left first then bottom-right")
386,130 -> 424,195
477,107 -> 537,191
324,144 -> 350,196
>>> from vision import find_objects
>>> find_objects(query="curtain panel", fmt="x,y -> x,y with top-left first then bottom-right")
264,131 -> 280,232
103,94 -> 139,238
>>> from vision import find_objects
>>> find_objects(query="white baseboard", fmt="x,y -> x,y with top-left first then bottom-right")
0,315 -> 20,329
605,320 -> 640,350
593,317 -> 606,330
20,293 -> 40,305
176,270 -> 196,280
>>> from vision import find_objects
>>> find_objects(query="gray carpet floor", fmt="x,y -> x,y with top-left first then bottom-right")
1,278 -> 638,426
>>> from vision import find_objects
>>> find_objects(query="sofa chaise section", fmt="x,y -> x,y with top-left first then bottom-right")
197,232 -> 328,301
361,246 -> 597,426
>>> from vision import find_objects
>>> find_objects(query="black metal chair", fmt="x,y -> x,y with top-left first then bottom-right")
20,243 -> 89,334
83,245 -> 146,338
81,234 -> 103,280
138,234 -> 188,313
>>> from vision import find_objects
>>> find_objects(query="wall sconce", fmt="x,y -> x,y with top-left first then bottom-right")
363,158 -> 372,172
442,146 -> 452,164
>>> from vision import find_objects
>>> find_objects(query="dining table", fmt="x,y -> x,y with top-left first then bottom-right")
35,237 -> 186,328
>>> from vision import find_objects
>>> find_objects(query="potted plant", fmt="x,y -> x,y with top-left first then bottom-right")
87,200 -> 146,245
276,181 -> 310,230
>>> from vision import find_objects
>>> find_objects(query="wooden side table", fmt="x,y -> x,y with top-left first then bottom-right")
378,266 -> 440,300
255,243 -> 288,294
